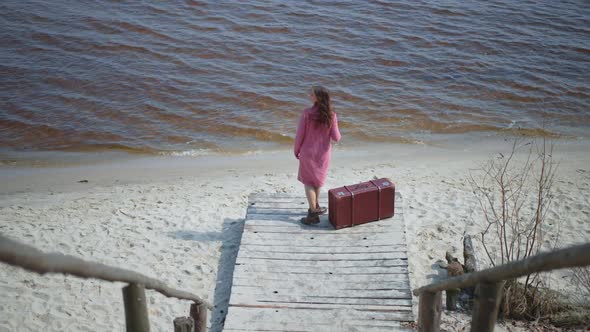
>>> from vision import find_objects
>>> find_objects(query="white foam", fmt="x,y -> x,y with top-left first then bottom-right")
161,149 -> 212,157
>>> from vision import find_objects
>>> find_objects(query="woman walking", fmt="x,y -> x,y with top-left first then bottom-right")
294,86 -> 341,225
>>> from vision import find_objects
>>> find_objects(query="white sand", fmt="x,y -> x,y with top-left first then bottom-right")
1,138 -> 589,332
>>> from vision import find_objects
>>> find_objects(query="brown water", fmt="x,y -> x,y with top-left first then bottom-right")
1,0 -> 589,157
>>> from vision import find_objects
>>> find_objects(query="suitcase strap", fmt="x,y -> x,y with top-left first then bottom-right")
343,185 -> 355,226
369,180 -> 382,221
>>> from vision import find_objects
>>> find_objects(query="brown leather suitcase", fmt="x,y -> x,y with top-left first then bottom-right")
328,178 -> 395,230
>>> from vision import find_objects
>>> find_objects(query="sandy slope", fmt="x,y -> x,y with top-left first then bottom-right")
1,138 -> 589,331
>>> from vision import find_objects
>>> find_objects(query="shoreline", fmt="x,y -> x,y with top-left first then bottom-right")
2,134 -> 589,197
1,137 -> 589,331
1,130 -> 587,169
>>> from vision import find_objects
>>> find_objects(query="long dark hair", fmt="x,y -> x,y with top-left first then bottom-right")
312,85 -> 333,127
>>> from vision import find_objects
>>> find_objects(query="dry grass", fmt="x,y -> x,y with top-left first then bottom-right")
500,273 -> 590,329
570,266 -> 590,307
502,279 -> 565,321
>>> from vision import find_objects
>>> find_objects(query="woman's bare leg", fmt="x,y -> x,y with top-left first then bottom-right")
314,187 -> 321,209
304,185 -> 317,212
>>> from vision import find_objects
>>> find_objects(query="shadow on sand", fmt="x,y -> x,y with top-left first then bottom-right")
169,217 -> 245,332
209,218 -> 245,332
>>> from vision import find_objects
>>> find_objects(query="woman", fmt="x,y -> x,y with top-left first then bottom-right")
294,86 -> 341,225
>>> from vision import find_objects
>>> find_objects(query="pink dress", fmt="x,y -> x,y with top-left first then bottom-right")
294,106 -> 342,187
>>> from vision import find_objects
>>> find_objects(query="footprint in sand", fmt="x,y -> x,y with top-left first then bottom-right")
32,291 -> 50,302
31,300 -> 47,316
87,303 -> 109,319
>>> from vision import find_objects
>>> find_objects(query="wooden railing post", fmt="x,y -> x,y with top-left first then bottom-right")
190,302 -> 207,332
418,291 -> 442,332
470,281 -> 505,332
173,317 -> 194,332
446,288 -> 459,310
123,283 -> 150,332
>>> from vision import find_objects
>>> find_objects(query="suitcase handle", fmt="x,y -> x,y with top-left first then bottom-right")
346,182 -> 375,192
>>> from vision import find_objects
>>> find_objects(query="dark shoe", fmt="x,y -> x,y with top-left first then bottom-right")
316,206 -> 327,215
308,207 -> 327,216
301,214 -> 320,225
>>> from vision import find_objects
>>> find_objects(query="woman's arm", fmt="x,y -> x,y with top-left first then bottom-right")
330,112 -> 341,142
294,111 -> 307,159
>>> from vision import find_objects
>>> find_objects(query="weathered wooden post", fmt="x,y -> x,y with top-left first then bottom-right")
190,302 -> 207,332
446,288 -> 459,310
122,283 -> 150,332
463,235 -> 478,273
463,235 -> 478,299
173,317 -> 194,332
470,281 -> 505,332
444,251 -> 464,311
418,291 -> 442,332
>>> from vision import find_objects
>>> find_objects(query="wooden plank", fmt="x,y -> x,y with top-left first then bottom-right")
232,272 -> 410,283
229,302 -> 412,312
231,287 -> 411,299
247,196 -> 327,203
236,256 -> 407,266
232,280 -> 411,291
234,264 -> 409,274
242,225 -> 403,234
249,192 -> 402,200
244,223 -> 403,233
225,326 -> 413,332
240,230 -> 406,242
247,209 -> 311,216
224,307 -> 414,330
229,293 -> 412,307
246,215 -> 403,223
237,250 -> 407,260
224,322 -> 410,332
245,213 -> 403,224
236,257 -> 407,266
230,287 -> 412,299
235,260 -> 408,270
241,229 -> 405,237
248,201 -> 322,209
233,267 -> 409,279
239,239 -> 407,248
248,193 -> 402,203
238,232 -> 405,240
231,272 -> 410,284
226,306 -> 414,321
247,207 -> 400,217
231,279 -> 411,290
248,193 -> 328,200
238,238 -> 406,249
233,265 -> 408,276
224,327 -> 413,332
245,213 -> 332,221
244,219 -> 404,228
238,243 -> 408,253
244,218 -> 403,229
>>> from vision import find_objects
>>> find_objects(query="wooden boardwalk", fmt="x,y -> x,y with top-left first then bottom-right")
223,193 -> 414,332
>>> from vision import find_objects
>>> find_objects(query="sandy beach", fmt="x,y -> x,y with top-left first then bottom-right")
1,137 -> 589,332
